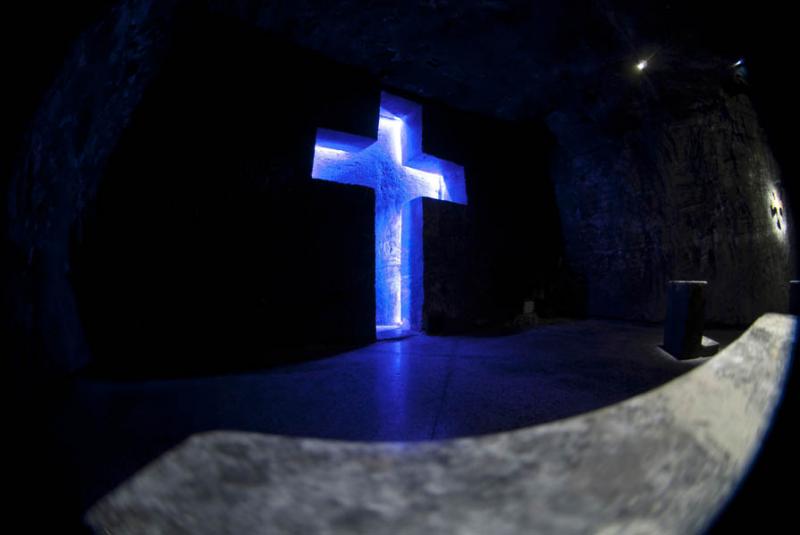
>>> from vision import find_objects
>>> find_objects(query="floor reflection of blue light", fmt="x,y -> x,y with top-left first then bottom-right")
378,342 -> 409,435
312,92 -> 467,333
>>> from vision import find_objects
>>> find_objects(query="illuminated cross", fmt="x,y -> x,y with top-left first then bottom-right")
312,92 -> 467,334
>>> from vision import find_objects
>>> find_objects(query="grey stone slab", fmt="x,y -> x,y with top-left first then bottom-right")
86,314 -> 796,535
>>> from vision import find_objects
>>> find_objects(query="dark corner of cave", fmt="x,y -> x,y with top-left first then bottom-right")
3,1 -> 798,533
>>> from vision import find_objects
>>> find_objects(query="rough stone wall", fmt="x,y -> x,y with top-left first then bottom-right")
6,0 -> 178,373
5,0 -> 794,378
204,0 -> 796,325
548,61 -> 794,325
418,198 -> 474,333
206,0 -> 628,122
65,7 -> 382,375
4,1 -> 384,374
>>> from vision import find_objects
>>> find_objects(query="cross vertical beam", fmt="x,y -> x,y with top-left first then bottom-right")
312,92 -> 467,333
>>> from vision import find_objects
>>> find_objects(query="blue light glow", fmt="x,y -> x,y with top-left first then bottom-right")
312,92 -> 467,332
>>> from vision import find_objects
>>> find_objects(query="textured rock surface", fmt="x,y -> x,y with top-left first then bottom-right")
206,0 -> 612,121
199,2 -> 775,124
5,0 -> 795,378
204,0 -> 796,325
86,313 -> 796,534
6,1 -> 562,374
549,63 -> 794,325
6,0 -> 180,372
6,2 -> 384,374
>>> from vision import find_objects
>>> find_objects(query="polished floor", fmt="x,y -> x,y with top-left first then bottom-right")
43,320 -> 741,525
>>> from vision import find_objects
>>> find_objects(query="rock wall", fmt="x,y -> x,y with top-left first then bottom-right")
6,0 -> 795,379
548,59 -> 794,325
4,0 -> 393,374
5,0 -> 179,373
6,2 -> 556,375
65,7 -> 382,376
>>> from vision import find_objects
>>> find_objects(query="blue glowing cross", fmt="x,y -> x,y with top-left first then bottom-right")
312,92 -> 467,331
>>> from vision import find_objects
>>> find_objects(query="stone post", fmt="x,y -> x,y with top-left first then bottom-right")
663,281 -> 707,359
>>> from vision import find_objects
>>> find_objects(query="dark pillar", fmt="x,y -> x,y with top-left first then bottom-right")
663,281 -> 707,359
789,281 -> 800,315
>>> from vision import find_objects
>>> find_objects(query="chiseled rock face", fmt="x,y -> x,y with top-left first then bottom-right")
86,314 -> 796,534
6,0 -> 793,377
6,0 -> 178,372
548,61 -> 794,325
171,1 -> 798,325
206,0 -> 614,121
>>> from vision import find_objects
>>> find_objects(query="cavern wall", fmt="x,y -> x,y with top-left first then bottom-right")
548,63 -> 794,325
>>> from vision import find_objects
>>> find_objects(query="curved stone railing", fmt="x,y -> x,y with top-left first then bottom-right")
86,314 -> 796,534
